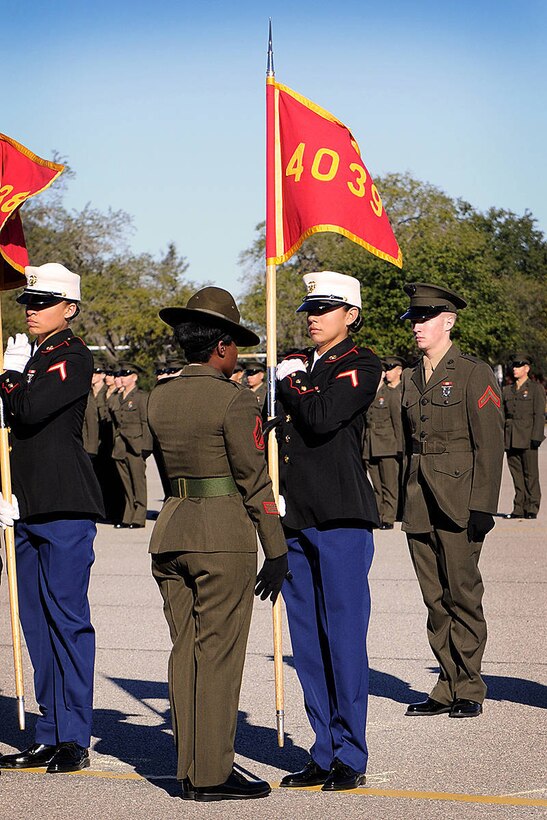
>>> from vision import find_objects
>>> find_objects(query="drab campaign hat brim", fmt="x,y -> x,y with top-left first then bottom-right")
159,287 -> 260,348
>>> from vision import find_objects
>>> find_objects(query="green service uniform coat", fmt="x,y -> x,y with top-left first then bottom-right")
401,344 -> 504,704
82,391 -> 99,456
147,364 -> 287,787
503,378 -> 545,516
110,386 -> 152,526
92,386 -> 124,522
363,382 -> 403,525
250,380 -> 267,412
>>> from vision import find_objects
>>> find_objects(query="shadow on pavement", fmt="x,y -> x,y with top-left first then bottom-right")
424,666 -> 547,708
273,654 -> 428,704
484,674 -> 546,708
89,677 -> 308,795
0,694 -> 38,752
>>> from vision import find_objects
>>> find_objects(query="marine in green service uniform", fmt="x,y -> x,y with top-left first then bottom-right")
502,355 -> 545,519
148,287 -> 288,802
363,356 -> 405,529
110,362 -> 152,529
245,359 -> 267,410
400,283 -> 504,719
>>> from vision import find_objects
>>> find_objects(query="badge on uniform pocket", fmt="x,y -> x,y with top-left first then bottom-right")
441,381 -> 453,398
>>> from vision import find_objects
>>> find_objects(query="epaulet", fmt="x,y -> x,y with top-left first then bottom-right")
461,353 -> 484,366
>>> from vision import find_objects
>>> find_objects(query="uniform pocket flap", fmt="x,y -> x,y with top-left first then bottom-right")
432,452 -> 472,477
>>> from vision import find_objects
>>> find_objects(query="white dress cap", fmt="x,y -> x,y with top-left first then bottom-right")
23,263 -> 81,301
297,271 -> 362,312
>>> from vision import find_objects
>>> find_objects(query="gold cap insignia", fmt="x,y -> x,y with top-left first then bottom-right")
306,280 -> 316,294
28,275 -> 37,286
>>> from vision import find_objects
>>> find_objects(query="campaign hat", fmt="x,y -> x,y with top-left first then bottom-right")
296,271 -> 362,313
17,263 -> 81,306
159,287 -> 259,347
400,282 -> 467,320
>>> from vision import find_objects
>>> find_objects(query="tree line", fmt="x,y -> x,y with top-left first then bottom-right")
3,166 -> 546,383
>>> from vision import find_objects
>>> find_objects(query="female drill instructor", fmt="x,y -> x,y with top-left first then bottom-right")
0,263 -> 104,773
147,287 -> 288,802
276,271 -> 382,792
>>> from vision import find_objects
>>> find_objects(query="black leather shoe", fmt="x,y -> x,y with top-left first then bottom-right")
405,697 -> 452,716
280,759 -> 330,788
46,742 -> 90,773
525,513 -> 537,519
0,743 -> 58,769
380,523 -> 394,530
504,513 -> 523,519
113,523 -> 128,529
449,699 -> 483,718
180,777 -> 195,800
128,523 -> 145,529
193,769 -> 270,802
321,758 -> 366,791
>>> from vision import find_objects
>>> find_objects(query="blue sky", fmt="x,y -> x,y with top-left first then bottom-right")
5,1 -> 546,296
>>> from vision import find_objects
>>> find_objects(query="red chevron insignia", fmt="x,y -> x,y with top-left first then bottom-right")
478,385 -> 500,409
47,361 -> 67,381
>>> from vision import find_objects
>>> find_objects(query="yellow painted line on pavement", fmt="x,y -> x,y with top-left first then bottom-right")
4,769 -> 547,806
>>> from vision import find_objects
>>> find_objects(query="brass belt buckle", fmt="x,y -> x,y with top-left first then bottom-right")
177,478 -> 188,499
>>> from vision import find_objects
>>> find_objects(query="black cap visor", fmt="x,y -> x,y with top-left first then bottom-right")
296,297 -> 350,314
400,305 -> 452,321
17,291 -> 69,307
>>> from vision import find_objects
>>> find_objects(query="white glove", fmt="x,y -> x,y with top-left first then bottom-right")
4,333 -> 32,373
278,495 -> 286,517
276,358 -> 307,382
0,493 -> 19,529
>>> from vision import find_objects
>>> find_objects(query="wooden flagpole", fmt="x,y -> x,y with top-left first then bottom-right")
266,21 -> 284,747
0,295 -> 25,730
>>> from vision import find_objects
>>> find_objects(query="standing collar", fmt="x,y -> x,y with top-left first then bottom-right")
36,328 -> 74,353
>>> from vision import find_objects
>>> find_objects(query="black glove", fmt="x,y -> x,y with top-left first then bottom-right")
530,440 -> 542,450
255,554 -> 289,604
467,510 -> 495,542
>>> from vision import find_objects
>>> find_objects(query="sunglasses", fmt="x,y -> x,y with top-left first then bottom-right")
384,363 -> 400,371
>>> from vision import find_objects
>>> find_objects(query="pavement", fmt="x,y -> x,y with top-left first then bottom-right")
0,449 -> 546,819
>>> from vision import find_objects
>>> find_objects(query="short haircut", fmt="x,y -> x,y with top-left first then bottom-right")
173,321 -> 233,363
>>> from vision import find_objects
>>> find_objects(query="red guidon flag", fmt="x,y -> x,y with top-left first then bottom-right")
0,134 -> 64,290
266,79 -> 402,268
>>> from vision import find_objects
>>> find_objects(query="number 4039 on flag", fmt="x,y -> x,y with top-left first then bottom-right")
266,79 -> 402,268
